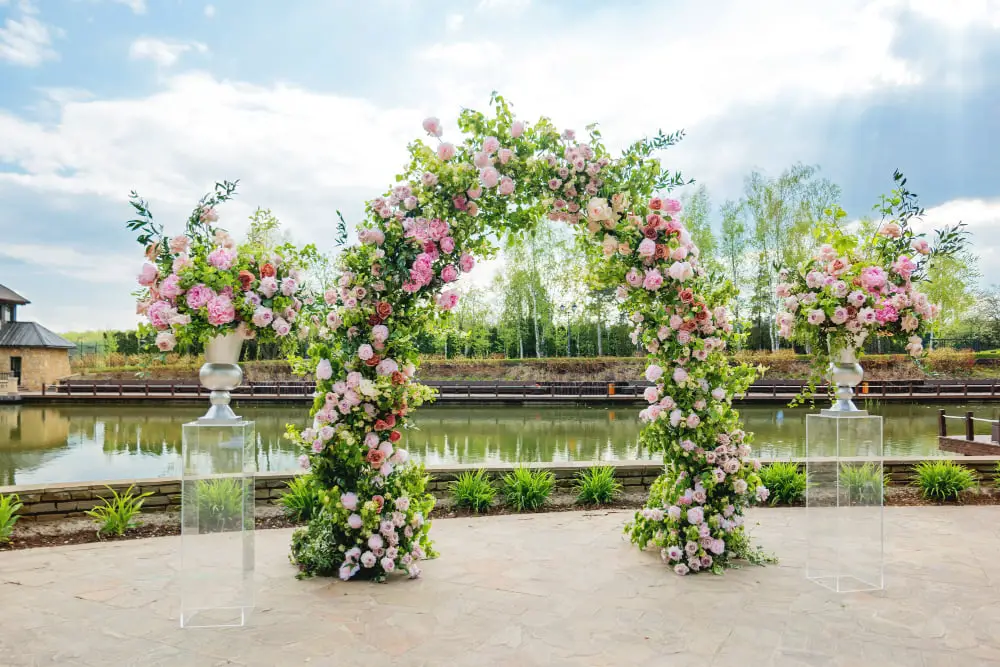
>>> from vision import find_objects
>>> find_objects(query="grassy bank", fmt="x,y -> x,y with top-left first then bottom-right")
68,348 -> 994,383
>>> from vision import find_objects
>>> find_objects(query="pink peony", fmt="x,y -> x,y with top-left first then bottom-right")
625,268 -> 643,288
479,167 -> 500,188
467,186 -> 482,200
667,261 -> 693,282
645,364 -> 663,382
892,255 -> 917,279
422,172 -> 438,188
422,116 -> 442,137
637,238 -> 656,258
510,121 -> 525,138
159,274 -> 184,299
673,367 -> 688,383
207,295 -> 236,325
437,290 -> 459,311
272,317 -> 291,336
498,176 -> 515,196
459,253 -> 475,273
482,136 -> 500,154
137,263 -> 158,287
341,493 -> 358,511
498,148 -> 513,164
441,265 -> 459,282
437,142 -> 456,161
208,247 -> 236,270
643,269 -> 664,291
440,237 -> 456,254
185,284 -> 214,309
316,359 -> 333,380
860,266 -> 888,293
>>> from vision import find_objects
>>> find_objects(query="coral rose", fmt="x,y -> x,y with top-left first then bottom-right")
376,301 -> 392,319
260,263 -> 276,278
367,449 -> 387,468
238,270 -> 254,291
389,430 -> 402,443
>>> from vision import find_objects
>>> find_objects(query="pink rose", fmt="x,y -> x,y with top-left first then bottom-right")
643,269 -> 664,291
625,268 -> 643,288
482,136 -> 500,154
498,176 -> 515,196
441,265 -> 459,282
831,306 -> 849,325
473,151 -> 492,168
251,307 -> 273,327
806,309 -> 826,325
879,222 -> 902,238
155,331 -> 176,351
159,274 -> 184,299
673,367 -> 689,384
480,167 -> 500,188
467,186 -> 482,200
422,116 -> 442,137
663,199 -> 682,214
860,266 -> 887,293
206,294 -> 236,326
892,255 -> 917,279
259,277 -> 278,298
510,120 -> 525,138
172,255 -> 193,273
637,238 -> 656,258
667,262 -> 693,282
645,364 -> 663,382
440,237 -> 456,254
437,142 -> 456,161
272,317 -> 291,336
358,344 -> 374,361
498,148 -> 513,164
421,172 -> 438,187
911,238 -> 931,255
185,284 -> 214,309
137,263 -> 158,287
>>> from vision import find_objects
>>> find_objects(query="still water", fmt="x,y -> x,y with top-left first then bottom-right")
1,401 -> 997,485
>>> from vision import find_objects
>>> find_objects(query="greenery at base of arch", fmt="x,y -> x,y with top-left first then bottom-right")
286,93 -> 769,581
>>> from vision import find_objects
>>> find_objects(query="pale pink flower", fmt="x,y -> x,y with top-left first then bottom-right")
437,142 -> 456,161
348,513 -> 363,529
498,176 -> 515,196
422,116 -> 442,137
168,235 -> 189,254
686,413 -> 701,428
272,318 -> 291,336
253,307 -> 275,328
422,172 -> 438,188
459,253 -> 475,273
480,167 -> 500,188
673,367 -> 689,383
830,307 -> 849,325
644,386 -> 659,403
667,261 -> 693,282
358,344 -> 374,361
207,247 -> 236,270
437,290 -> 459,311
155,331 -> 176,351
645,364 -> 664,382
625,268 -> 643,288
911,238 -> 931,255
901,313 -> 919,332
316,358 -> 333,380
259,277 -> 278,298
806,309 -> 826,325
138,263 -> 158,286
637,238 -> 656,258
441,265 -> 459,282
159,274 -> 184,299
510,120 -> 525,138
879,222 -> 902,238
498,148 -> 513,164
643,269 -> 664,291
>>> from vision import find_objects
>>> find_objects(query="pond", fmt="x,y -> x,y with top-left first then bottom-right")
1,401 -> 997,485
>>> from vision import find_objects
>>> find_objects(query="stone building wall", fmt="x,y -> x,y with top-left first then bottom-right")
0,348 -> 71,390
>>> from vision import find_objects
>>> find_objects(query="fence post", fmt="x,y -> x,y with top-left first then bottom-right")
171,382 -> 175,397
118,383 -> 122,397
938,409 -> 946,437
965,382 -> 969,398
145,381 -> 149,397
966,411 -> 975,441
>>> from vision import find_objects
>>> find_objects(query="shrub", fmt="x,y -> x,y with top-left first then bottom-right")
574,466 -> 623,505
913,460 -> 977,501
0,493 -> 23,544
86,485 -> 153,537
995,461 -> 1000,489
501,466 -> 554,511
449,469 -> 497,513
195,477 -> 245,532
926,348 -> 976,375
839,462 -> 886,504
758,462 -> 807,506
278,475 -> 321,522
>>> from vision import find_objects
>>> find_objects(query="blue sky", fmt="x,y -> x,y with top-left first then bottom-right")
1,0 -> 999,332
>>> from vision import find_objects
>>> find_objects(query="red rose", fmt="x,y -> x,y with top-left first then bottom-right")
365,354 -> 381,367
368,314 -> 382,326
678,288 -> 694,303
260,263 -> 276,278
367,449 -> 387,468
391,371 -> 406,385
374,419 -> 389,431
376,301 -> 392,319
681,320 -> 697,332
389,430 -> 401,443
237,270 -> 255,291
695,309 -> 709,322
385,414 -> 396,428
646,213 -> 663,227
643,226 -> 658,240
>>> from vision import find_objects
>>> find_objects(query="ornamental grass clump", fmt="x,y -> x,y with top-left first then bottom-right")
0,493 -> 22,544
574,466 -> 623,505
196,478 -> 245,532
758,462 -> 806,506
86,485 -> 153,537
448,469 -> 496,513
279,475 -> 321,523
839,462 -> 886,505
502,466 -> 554,511
913,460 -> 976,502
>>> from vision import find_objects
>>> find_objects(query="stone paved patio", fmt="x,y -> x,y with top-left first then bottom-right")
2,507 -> 1000,666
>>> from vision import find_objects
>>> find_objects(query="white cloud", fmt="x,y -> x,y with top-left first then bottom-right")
902,0 -> 1000,29
920,198 -> 1000,283
477,0 -> 530,13
417,41 -> 502,70
128,38 -> 208,67
445,12 -> 463,32
0,12 -> 59,66
203,4 -> 216,18
0,243 -> 135,284
112,0 -> 146,14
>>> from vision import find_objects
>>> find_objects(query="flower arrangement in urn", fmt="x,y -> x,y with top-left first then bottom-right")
128,181 -> 317,353
775,172 -> 967,409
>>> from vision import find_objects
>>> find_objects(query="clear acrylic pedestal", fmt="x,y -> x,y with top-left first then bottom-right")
180,420 -> 255,628
805,413 -> 884,593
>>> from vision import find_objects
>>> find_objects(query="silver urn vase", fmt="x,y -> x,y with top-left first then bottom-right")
198,332 -> 244,423
822,333 -> 867,416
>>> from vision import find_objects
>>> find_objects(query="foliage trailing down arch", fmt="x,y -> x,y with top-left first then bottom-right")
288,94 -> 766,580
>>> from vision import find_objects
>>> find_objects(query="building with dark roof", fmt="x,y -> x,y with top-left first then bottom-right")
0,284 -> 73,391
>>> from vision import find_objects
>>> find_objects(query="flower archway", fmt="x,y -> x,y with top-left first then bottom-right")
289,94 -> 766,580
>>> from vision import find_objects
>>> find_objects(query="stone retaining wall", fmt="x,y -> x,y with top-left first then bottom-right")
2,457 -> 998,521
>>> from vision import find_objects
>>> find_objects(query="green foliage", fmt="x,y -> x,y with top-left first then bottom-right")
574,465 -> 623,505
278,475 -> 321,522
0,493 -> 23,544
913,460 -> 976,501
195,478 -> 245,532
86,485 -> 153,537
448,469 -> 497,513
501,466 -> 554,511
839,463 -> 886,504
758,462 -> 807,506
994,461 -> 1000,489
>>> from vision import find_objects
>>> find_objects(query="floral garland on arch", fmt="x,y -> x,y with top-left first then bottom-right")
288,94 -> 767,581
774,171 -> 967,405
128,182 -> 319,352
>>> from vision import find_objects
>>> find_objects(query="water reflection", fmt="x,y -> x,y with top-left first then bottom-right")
0,401 -> 996,485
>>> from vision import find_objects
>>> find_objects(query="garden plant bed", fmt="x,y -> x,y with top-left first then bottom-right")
4,487 -> 1000,552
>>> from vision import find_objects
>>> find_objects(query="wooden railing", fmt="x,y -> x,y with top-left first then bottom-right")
40,378 -> 1000,400
938,409 -> 1000,443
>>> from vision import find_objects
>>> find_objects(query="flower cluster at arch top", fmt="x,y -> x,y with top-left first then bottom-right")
288,95 -> 766,581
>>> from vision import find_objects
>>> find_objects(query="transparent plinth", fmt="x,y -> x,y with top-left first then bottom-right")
180,420 -> 255,628
805,413 -> 884,593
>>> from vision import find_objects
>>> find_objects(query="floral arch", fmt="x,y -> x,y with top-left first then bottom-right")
289,94 -> 766,580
